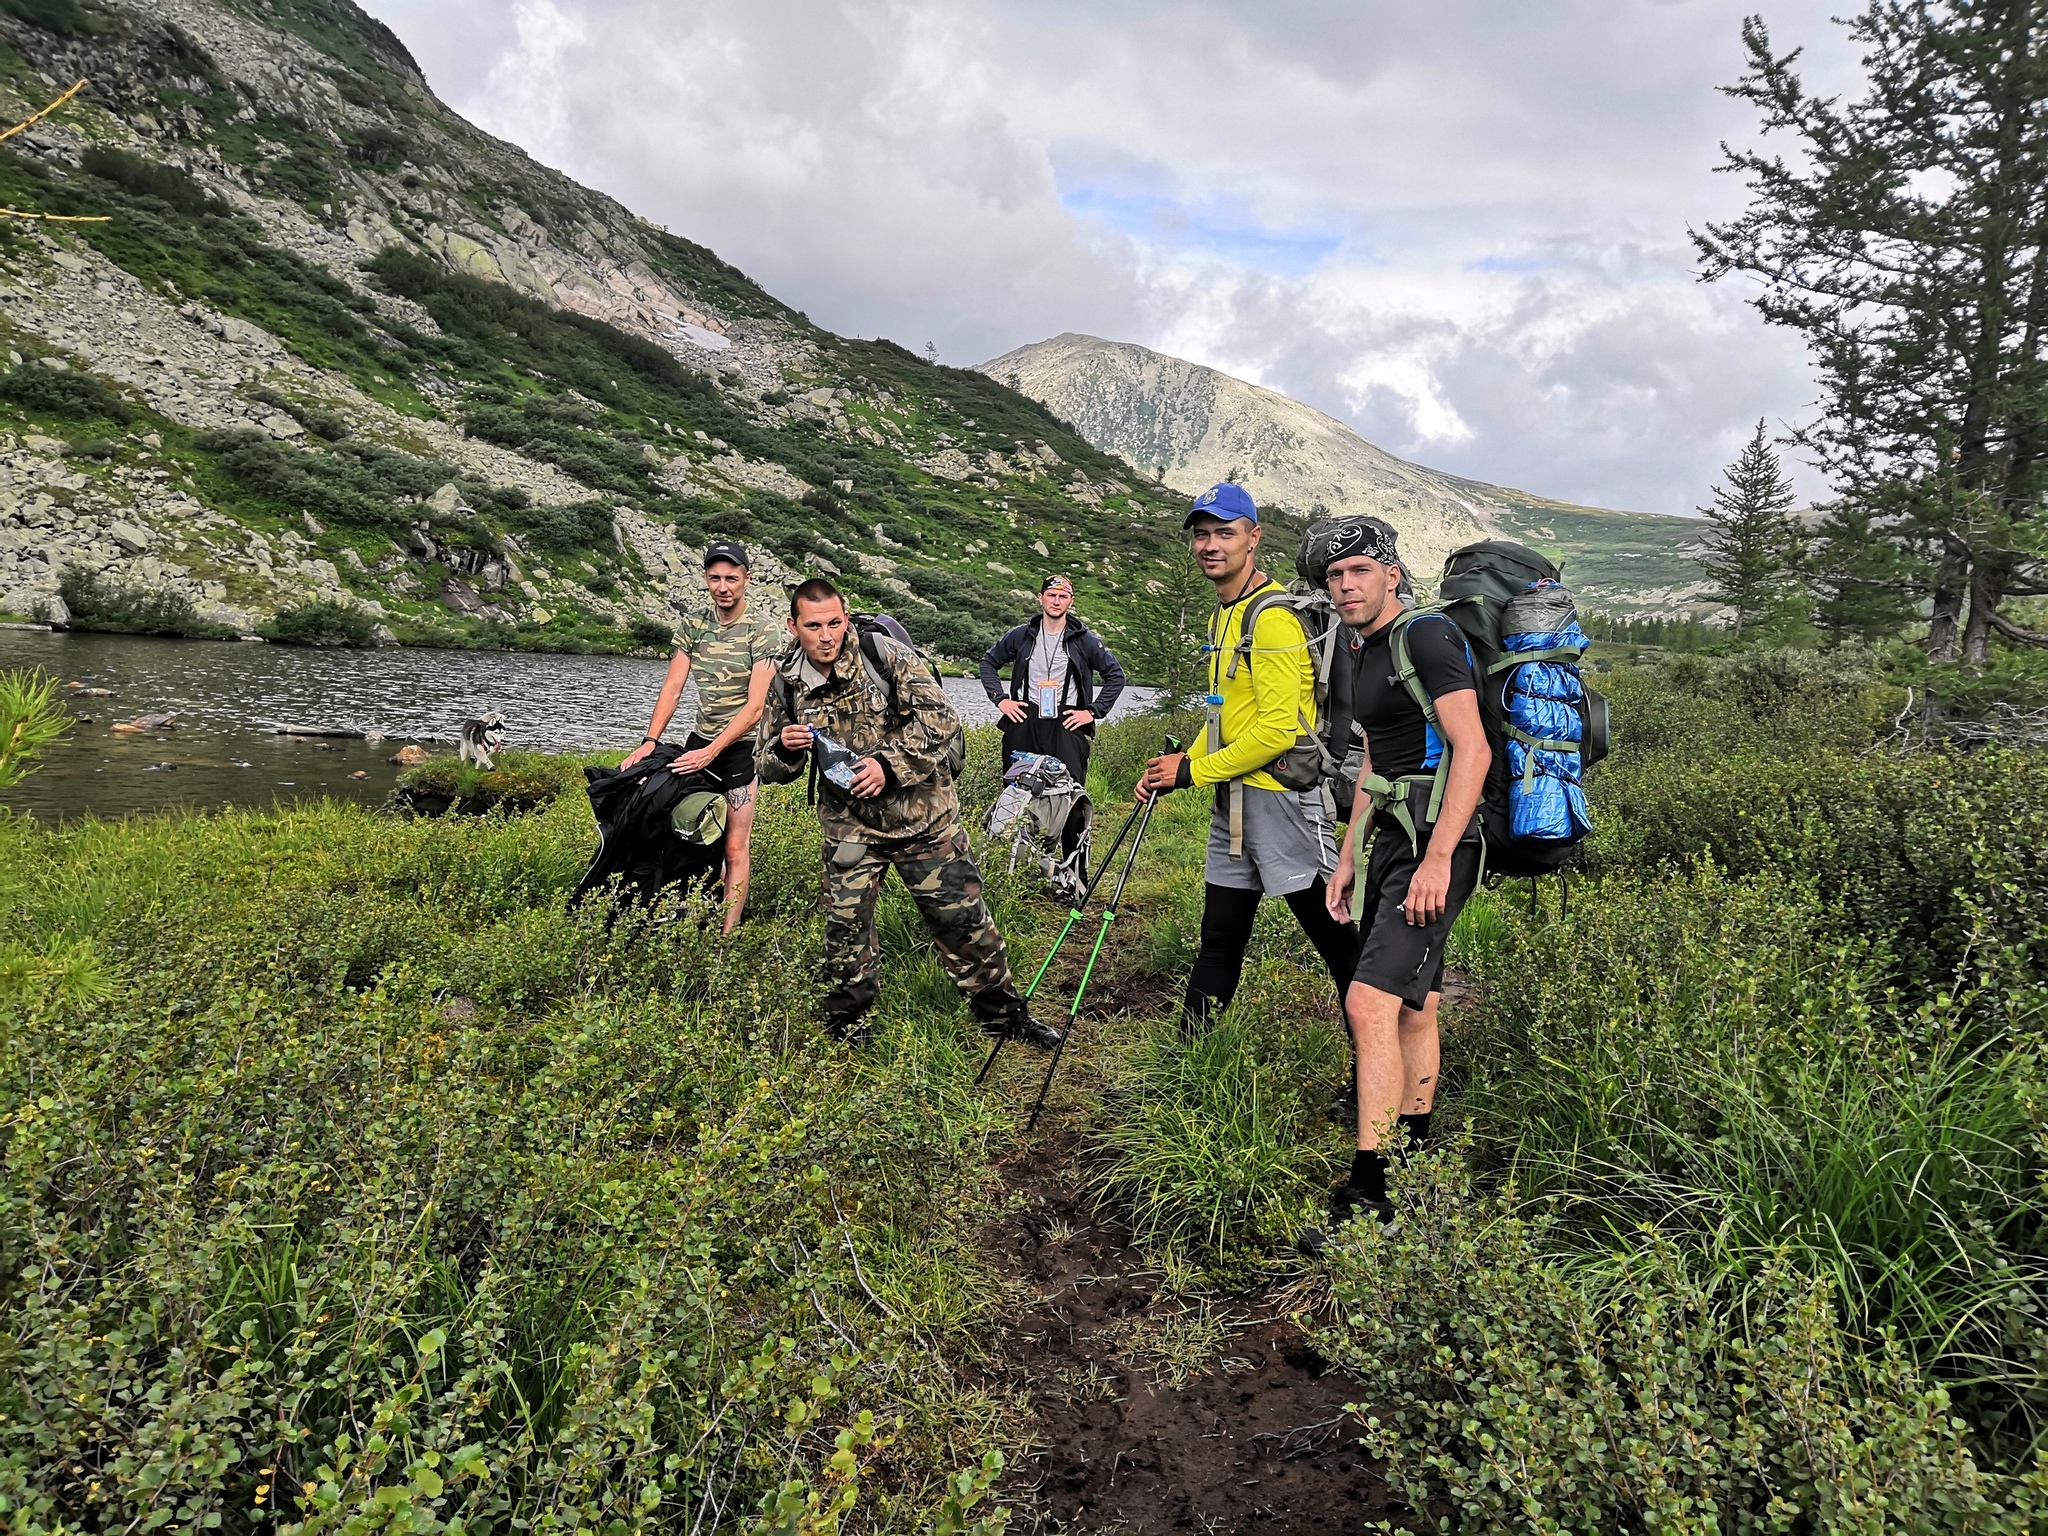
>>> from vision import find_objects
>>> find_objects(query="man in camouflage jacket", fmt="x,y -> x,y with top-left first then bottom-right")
761,579 -> 1062,1050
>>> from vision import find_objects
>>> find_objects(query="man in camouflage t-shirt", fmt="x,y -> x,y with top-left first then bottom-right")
623,541 -> 787,932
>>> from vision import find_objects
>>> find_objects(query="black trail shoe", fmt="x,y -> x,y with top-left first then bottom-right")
1328,1082 -> 1358,1128
996,1005 -> 1064,1051
1297,1180 -> 1396,1257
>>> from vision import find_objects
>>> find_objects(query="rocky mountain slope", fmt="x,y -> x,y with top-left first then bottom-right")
980,333 -> 1717,615
0,0 -> 1190,659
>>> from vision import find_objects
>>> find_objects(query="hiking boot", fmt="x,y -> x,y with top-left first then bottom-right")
1297,1182 -> 1396,1258
825,1011 -> 874,1048
972,990 -> 1063,1051
993,1005 -> 1064,1051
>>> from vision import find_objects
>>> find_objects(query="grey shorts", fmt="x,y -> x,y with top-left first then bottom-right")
1204,783 -> 1339,896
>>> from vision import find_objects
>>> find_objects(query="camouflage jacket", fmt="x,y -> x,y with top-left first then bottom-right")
759,634 -> 963,843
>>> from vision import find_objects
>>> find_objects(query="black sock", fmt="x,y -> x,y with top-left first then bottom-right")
1348,1148 -> 1388,1202
1398,1111 -> 1433,1151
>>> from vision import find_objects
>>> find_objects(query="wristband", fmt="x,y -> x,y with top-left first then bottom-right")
642,736 -> 659,745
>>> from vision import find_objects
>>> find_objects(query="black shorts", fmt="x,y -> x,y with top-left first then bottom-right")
1350,819 -> 1482,1009
683,733 -> 757,796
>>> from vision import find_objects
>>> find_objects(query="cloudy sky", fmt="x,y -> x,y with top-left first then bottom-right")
359,0 -> 1861,515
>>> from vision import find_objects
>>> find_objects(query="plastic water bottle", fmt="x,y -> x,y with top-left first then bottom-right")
812,730 -> 862,790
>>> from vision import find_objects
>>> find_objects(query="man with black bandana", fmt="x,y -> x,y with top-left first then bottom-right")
1301,517 -> 1491,1247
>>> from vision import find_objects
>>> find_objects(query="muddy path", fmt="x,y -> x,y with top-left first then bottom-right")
981,1130 -> 1395,1532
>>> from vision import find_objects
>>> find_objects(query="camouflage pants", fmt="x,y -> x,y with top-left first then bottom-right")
820,824 -> 1014,1019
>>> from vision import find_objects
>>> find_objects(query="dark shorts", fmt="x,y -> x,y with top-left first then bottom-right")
683,733 -> 757,797
1351,819 -> 1483,1009
999,712 -> 1091,785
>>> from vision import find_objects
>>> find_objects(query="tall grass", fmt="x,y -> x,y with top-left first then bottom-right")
1089,1006 -> 1344,1259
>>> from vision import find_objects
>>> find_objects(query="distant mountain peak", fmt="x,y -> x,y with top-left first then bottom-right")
978,333 -> 1713,612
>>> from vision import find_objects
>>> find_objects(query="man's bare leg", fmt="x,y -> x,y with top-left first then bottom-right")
1347,980 -> 1404,1151
1399,990 -> 1442,1117
721,781 -> 758,935
1340,981 -> 1441,1220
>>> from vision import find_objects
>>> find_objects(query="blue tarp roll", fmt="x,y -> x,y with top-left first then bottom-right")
1501,623 -> 1592,841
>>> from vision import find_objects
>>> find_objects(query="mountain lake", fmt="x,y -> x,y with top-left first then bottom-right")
1,627 -> 1150,822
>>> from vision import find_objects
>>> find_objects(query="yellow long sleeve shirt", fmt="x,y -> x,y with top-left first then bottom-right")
1190,579 -> 1317,794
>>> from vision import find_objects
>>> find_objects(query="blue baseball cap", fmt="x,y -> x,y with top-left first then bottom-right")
1183,481 -> 1258,529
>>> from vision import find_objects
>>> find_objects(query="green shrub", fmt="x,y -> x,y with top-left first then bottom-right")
262,600 -> 378,647
629,616 -> 673,649
193,431 -> 482,533
1590,659 -> 2048,997
0,365 -> 132,422
914,609 -> 999,659
1454,862 -> 2048,1452
57,565 -> 230,638
80,146 -> 218,214
0,0 -> 114,36
391,752 -> 583,815
0,788 -> 1016,1529
505,499 -> 616,554
1315,1156 -> 2048,1530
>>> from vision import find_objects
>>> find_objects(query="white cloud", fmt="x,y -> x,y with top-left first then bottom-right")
480,0 -> 586,157
360,0 -> 1861,513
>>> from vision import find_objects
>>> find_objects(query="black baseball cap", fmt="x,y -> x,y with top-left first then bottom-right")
703,541 -> 750,570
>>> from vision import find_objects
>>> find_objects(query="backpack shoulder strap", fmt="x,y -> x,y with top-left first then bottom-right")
1225,585 -> 1309,680
1386,608 -> 1448,726
857,628 -> 902,715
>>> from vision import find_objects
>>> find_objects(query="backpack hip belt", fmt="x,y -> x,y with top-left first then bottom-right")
1348,768 -> 1487,923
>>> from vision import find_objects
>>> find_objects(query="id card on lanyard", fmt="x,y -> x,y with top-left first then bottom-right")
1035,679 -> 1061,716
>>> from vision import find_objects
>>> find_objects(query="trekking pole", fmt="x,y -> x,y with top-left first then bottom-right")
975,735 -> 1182,1089
1024,785 -> 1160,1132
975,791 -> 1147,1087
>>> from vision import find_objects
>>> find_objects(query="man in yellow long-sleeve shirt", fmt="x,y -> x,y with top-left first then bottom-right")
1139,483 -> 1359,1034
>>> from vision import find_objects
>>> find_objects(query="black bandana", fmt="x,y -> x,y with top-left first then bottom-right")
1322,518 -> 1399,570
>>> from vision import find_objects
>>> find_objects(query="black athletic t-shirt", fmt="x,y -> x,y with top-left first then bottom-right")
1347,612 -> 1478,781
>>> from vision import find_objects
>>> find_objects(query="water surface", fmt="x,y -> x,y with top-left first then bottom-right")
0,629 -> 1148,822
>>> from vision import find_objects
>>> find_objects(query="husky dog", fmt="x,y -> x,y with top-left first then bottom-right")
459,713 -> 507,770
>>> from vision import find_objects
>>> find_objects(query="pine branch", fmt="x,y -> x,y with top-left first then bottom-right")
1986,608 -> 2048,647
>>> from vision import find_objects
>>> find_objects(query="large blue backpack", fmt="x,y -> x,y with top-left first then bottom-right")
1385,540 -> 1610,880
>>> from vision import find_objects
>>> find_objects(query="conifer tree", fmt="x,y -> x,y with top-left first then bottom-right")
1699,420 -> 1799,637
1697,1 -> 2048,664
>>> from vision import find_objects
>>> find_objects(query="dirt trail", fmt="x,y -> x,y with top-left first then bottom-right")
983,1134 -> 1393,1532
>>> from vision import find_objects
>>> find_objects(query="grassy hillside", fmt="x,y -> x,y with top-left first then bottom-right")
0,0 -> 1192,659
1482,493 -> 1710,614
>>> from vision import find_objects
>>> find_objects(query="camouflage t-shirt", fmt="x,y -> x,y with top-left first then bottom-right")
680,601 -> 787,739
